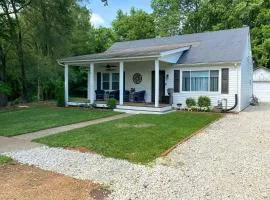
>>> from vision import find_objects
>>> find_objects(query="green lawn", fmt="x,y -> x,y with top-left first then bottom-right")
35,112 -> 222,163
0,105 -> 118,137
0,155 -> 13,164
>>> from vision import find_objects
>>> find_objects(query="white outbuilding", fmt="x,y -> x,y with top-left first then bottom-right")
253,67 -> 270,102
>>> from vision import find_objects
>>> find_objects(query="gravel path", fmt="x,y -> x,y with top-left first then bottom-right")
4,104 -> 270,200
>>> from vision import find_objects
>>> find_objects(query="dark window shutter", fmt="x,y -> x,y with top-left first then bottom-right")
221,68 -> 229,94
174,70 -> 180,92
97,72 -> 101,90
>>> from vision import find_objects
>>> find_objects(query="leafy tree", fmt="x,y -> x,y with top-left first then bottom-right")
93,27 -> 116,52
112,7 -> 156,41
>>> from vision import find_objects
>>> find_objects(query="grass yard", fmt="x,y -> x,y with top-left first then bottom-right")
0,104 -> 118,137
35,112 -> 222,163
0,155 -> 13,164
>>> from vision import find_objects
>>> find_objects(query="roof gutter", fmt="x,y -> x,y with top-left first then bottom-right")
57,55 -> 161,65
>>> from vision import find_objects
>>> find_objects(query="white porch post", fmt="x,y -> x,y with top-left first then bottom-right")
64,64 -> 69,106
155,59 -> 159,108
89,63 -> 95,104
87,67 -> 91,100
119,61 -> 124,105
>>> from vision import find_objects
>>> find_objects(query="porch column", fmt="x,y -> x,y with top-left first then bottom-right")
119,61 -> 124,105
64,64 -> 69,106
155,59 -> 159,107
89,63 -> 95,104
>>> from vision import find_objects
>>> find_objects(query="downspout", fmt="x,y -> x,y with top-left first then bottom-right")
222,94 -> 238,112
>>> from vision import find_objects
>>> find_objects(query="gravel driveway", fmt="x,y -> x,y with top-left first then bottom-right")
3,104 -> 270,200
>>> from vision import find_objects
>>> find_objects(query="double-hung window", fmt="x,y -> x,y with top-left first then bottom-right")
102,73 -> 110,90
102,72 -> 120,90
182,70 -> 219,92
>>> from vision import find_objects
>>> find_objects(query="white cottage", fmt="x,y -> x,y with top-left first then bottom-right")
58,27 -> 253,114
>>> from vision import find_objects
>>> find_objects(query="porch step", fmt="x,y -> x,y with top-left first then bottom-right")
114,105 -> 174,114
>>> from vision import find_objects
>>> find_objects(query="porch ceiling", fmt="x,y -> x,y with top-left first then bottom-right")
58,44 -> 191,65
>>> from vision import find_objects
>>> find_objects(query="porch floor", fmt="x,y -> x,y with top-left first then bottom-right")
95,101 -> 170,108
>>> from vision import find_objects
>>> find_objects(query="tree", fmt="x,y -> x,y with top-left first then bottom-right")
0,0 -> 31,102
112,7 -> 156,41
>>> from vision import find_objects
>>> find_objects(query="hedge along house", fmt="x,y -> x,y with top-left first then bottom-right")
57,27 -> 253,114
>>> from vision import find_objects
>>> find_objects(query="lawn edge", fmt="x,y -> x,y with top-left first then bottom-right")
6,111 -> 121,137
160,113 -> 224,157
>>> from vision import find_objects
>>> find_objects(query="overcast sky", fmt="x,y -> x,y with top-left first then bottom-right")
82,0 -> 152,27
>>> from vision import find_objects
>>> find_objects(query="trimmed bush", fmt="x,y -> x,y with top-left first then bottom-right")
107,98 -> 117,109
186,98 -> 196,108
56,81 -> 65,107
198,96 -> 211,108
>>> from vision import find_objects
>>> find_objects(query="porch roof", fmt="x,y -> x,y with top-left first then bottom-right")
58,44 -> 190,64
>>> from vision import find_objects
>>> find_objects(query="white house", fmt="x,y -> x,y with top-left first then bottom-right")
253,67 -> 270,102
58,27 -> 253,114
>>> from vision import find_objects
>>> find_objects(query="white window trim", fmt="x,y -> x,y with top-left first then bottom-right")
180,69 -> 221,94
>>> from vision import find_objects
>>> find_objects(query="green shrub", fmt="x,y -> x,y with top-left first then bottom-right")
107,98 -> 117,109
56,81 -> 65,107
198,96 -> 211,108
186,98 -> 196,108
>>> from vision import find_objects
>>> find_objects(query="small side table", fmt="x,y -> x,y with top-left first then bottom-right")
129,92 -> 135,102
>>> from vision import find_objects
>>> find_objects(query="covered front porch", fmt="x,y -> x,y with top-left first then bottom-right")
59,45 -> 190,114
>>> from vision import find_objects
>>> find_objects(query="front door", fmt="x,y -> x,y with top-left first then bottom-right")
151,71 -> 165,103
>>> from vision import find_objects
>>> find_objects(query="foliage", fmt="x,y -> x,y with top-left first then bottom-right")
186,97 -> 196,108
56,81 -> 65,107
0,81 -> 11,95
35,112 -> 222,163
0,104 -> 118,137
107,98 -> 117,109
198,96 -> 211,108
112,7 -> 156,41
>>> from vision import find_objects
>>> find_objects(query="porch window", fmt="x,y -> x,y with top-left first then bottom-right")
112,73 -> 119,90
182,70 -> 219,92
182,71 -> 190,91
102,73 -> 110,90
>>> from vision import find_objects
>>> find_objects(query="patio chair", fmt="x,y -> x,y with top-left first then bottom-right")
95,90 -> 105,101
109,90 -> 119,100
133,90 -> 145,103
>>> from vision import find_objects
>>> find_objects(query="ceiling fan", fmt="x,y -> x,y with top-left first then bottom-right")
105,64 -> 117,71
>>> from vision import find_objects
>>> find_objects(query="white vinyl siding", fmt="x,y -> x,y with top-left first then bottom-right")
240,32 -> 253,110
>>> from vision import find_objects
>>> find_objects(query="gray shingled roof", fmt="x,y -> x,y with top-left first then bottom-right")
59,27 -> 249,64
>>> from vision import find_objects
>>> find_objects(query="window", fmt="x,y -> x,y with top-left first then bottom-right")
221,68 -> 229,94
182,70 -> 219,92
174,70 -> 180,92
102,73 -> 110,90
112,73 -> 119,90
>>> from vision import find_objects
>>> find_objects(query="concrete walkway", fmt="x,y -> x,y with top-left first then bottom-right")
13,113 -> 130,141
0,136 -> 43,153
